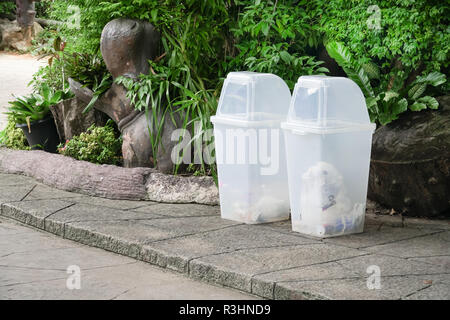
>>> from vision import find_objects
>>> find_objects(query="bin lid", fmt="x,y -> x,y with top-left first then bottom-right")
281,76 -> 376,134
211,72 -> 291,126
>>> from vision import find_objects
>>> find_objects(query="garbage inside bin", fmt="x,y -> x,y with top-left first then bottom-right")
211,72 -> 291,224
282,76 -> 376,237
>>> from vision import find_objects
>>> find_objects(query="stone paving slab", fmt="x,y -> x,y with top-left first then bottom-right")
0,218 -> 254,300
1,173 -> 449,299
0,184 -> 35,203
364,232 -> 450,258
133,203 -> 221,217
273,275 -> 442,300
0,173 -> 35,186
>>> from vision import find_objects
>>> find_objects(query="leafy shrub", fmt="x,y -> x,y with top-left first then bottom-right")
58,120 -> 122,165
0,2 -> 15,17
320,0 -> 449,73
33,0 -> 448,174
0,118 -> 30,150
326,41 -> 447,125
321,0 -> 449,124
35,0 -> 52,18
228,0 -> 328,89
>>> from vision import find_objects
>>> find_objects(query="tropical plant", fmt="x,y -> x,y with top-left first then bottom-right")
6,84 -> 72,129
32,36 -> 113,111
58,120 -> 122,165
326,41 -> 447,125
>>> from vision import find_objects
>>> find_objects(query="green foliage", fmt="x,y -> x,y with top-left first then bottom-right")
0,118 -> 30,151
321,1 -> 448,125
326,41 -> 374,97
327,41 -> 447,125
0,2 -> 15,16
6,84 -> 72,127
63,52 -> 110,90
229,0 -> 328,89
31,0 -> 448,175
58,120 -> 122,165
321,0 -> 449,72
31,36 -> 112,109
35,0 -> 52,18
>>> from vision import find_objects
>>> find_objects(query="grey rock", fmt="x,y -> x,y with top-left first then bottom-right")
146,173 -> 219,205
0,18 -> 42,51
0,19 -> 23,50
32,21 -> 43,37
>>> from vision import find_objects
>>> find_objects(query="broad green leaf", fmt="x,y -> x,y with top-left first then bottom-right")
415,71 -> 446,87
383,91 -> 399,102
408,83 -> 427,99
279,51 -> 291,64
418,96 -> 439,109
392,98 -> 408,115
325,41 -> 353,68
409,102 -> 427,111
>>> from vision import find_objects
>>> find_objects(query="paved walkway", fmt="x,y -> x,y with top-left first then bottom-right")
0,173 -> 449,300
0,214 -> 256,299
0,52 -> 46,131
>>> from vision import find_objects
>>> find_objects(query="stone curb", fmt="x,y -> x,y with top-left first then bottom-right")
0,202 -> 329,299
0,147 -> 219,205
1,173 -> 449,300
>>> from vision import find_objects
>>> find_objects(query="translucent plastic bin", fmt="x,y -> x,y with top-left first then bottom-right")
211,72 -> 291,224
281,76 -> 376,237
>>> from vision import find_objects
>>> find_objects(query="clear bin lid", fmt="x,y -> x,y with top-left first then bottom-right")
212,72 -> 291,124
283,76 -> 376,133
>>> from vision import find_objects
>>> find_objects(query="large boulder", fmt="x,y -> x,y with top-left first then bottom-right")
368,96 -> 450,217
0,18 -> 43,51
0,19 -> 23,50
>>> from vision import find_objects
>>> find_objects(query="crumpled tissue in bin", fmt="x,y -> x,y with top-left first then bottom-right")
298,161 -> 364,236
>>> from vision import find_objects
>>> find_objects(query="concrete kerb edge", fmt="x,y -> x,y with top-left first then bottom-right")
0,203 -> 295,299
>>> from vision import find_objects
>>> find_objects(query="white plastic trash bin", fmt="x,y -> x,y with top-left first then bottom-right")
281,76 -> 376,237
211,72 -> 291,224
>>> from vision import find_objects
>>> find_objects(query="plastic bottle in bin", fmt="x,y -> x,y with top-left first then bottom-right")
211,72 -> 291,224
282,76 -> 376,237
